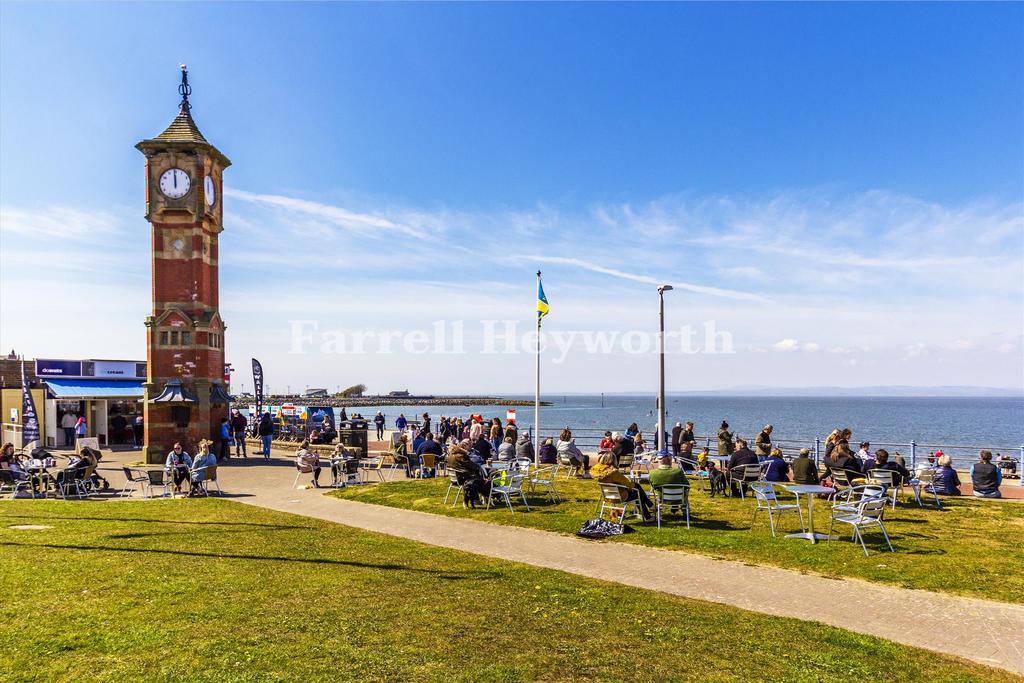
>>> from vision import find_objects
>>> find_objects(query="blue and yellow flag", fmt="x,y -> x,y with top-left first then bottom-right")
537,277 -> 549,323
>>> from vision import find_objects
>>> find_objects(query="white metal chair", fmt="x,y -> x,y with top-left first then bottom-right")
908,468 -> 942,509
731,463 -> 762,499
866,469 -> 902,509
828,497 -> 894,556
486,472 -> 530,513
653,483 -> 690,529
443,470 -> 465,506
120,466 -> 149,498
597,482 -> 643,525
191,466 -> 222,496
293,461 -> 317,488
749,481 -> 804,537
527,464 -> 560,502
557,452 -> 581,478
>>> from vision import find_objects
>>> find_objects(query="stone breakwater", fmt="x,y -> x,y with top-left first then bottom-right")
257,396 -> 549,408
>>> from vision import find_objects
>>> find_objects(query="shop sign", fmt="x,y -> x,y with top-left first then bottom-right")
35,359 -> 83,377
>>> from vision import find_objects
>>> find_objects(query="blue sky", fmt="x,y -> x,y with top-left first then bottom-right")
1,2 -> 1022,393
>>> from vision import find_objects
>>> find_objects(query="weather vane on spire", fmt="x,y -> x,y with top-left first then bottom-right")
178,63 -> 192,113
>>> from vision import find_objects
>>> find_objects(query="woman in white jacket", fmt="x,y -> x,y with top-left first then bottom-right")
556,428 -> 590,477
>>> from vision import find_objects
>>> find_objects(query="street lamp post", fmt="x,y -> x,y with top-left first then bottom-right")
657,285 -> 673,455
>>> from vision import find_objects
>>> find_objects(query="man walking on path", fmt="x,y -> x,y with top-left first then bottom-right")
374,411 -> 386,440
671,422 -> 682,458
231,408 -> 248,458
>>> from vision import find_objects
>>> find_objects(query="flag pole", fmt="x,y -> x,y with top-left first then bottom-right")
535,270 -> 541,466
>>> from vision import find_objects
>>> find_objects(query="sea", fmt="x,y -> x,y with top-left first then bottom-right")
252,394 -> 1024,457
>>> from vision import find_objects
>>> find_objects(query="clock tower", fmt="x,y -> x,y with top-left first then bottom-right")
137,65 -> 232,463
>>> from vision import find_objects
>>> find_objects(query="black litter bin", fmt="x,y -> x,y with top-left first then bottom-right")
338,420 -> 369,457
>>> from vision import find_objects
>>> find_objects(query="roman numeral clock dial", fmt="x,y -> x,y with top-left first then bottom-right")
159,168 -> 191,199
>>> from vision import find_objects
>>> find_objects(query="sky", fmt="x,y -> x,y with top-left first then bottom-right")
1,2 -> 1022,395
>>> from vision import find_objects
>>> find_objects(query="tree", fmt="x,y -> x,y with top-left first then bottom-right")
340,384 -> 366,398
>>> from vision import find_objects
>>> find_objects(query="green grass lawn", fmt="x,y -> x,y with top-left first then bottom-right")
0,500 -> 1015,682
333,475 -> 1024,604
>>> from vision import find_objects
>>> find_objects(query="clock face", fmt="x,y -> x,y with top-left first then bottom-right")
159,168 -> 191,199
204,175 -> 216,206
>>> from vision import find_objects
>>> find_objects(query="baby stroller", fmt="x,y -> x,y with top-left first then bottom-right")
79,447 -> 111,493
997,454 -> 1019,479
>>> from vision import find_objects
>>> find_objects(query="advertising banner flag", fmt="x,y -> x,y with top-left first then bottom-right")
21,361 -> 41,448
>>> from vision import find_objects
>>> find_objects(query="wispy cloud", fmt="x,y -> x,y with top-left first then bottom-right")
516,255 -> 766,302
226,188 -> 431,240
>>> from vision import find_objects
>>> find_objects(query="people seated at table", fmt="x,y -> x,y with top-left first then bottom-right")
558,429 -> 589,477
791,448 -> 820,485
932,454 -> 961,496
295,440 -> 322,488
599,431 -> 614,451
516,433 -> 535,462
190,441 -> 218,497
538,437 -> 557,464
416,432 -> 443,459
164,442 -> 194,493
591,453 -> 653,521
762,448 -> 790,482
648,453 -> 689,489
412,430 -> 427,454
497,436 -> 516,462
970,450 -> 1002,498
868,449 -> 910,487
330,443 -> 360,483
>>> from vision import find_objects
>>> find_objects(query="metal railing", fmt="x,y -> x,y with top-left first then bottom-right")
529,425 -> 1023,484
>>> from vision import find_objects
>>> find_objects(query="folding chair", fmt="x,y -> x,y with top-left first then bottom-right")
55,467 -> 88,500
908,468 -> 942,509
145,469 -> 169,498
419,453 -> 438,479
0,469 -> 30,499
828,497 -> 894,556
678,458 -> 710,492
653,483 -> 690,529
867,469 -> 901,509
293,462 -> 316,488
597,482 -> 643,525
557,452 -> 580,478
749,481 -> 804,537
731,463 -> 762,499
486,472 -> 530,513
527,464 -> 560,502
443,470 -> 465,506
120,466 -> 149,498
616,452 -> 635,472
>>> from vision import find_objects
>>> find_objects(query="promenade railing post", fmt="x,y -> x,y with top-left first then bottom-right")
910,440 -> 917,471
814,438 -> 820,465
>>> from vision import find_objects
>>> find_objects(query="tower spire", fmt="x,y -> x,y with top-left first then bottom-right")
178,63 -> 192,113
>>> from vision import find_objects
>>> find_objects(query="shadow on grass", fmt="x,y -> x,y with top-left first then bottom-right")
0,541 -> 504,580
0,514 -> 308,529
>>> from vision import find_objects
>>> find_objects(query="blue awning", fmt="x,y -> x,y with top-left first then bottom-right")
45,379 -> 144,399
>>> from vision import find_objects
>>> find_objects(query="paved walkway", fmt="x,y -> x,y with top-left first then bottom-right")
90,449 -> 1024,675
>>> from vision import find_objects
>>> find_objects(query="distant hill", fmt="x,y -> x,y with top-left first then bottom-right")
674,386 -> 1023,398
